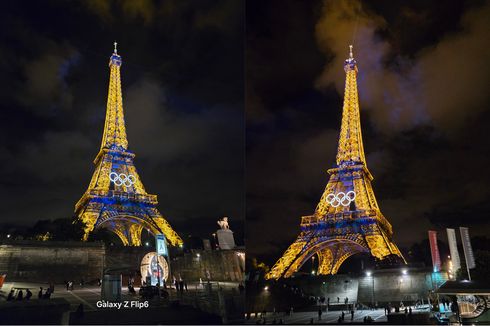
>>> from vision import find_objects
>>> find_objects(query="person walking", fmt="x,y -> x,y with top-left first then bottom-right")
25,288 -> 33,300
7,289 -> 14,301
16,290 -> 23,300
38,287 -> 43,299
350,309 -> 354,321
318,307 -> 322,321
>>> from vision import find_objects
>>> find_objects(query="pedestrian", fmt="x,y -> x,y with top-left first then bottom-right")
25,288 -> 33,300
318,307 -> 322,320
7,289 -> 14,301
66,281 -> 69,291
16,290 -> 23,300
76,303 -> 84,318
409,307 -> 412,315
289,306 -> 293,316
338,315 -> 342,323
38,287 -> 43,299
341,311 -> 345,321
350,309 -> 354,321
404,307 -> 408,314
337,296 -> 340,303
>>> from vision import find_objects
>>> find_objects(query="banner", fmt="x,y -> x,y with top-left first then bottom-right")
156,234 -> 168,257
428,230 -> 441,272
446,228 -> 461,272
460,227 -> 475,269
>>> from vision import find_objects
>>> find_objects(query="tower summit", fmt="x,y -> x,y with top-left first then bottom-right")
75,44 -> 183,247
266,46 -> 405,280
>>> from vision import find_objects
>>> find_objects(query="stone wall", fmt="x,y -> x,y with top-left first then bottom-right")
0,241 -> 245,284
171,249 -> 245,282
283,268 -> 448,305
0,241 -> 105,283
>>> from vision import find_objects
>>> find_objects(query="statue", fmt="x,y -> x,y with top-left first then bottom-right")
216,216 -> 235,249
217,217 -> 230,230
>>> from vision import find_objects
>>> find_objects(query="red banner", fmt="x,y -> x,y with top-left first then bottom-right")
428,230 -> 441,272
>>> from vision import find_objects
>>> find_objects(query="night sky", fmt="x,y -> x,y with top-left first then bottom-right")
0,1 -> 244,242
246,0 -> 490,265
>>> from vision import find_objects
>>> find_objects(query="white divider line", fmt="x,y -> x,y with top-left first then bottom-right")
68,290 -> 96,311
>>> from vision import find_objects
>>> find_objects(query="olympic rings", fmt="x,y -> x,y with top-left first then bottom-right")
109,172 -> 136,187
325,191 -> 356,207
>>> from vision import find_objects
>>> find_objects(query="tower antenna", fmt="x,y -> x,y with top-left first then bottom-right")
351,2 -> 361,52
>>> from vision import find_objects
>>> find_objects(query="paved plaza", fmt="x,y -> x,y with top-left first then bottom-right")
246,309 -> 388,324
0,280 -> 240,311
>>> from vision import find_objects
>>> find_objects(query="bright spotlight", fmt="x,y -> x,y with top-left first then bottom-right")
197,253 -> 201,258
6,234 -> 11,238
264,286 -> 269,291
145,242 -> 149,246
366,271 -> 372,277
402,269 -> 407,275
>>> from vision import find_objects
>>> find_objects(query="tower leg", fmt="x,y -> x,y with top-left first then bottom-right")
129,224 -> 143,246
79,212 -> 98,241
317,248 -> 334,275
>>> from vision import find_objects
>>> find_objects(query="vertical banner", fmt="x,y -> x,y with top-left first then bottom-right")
428,230 -> 441,272
459,227 -> 475,269
156,234 -> 168,257
446,228 -> 461,272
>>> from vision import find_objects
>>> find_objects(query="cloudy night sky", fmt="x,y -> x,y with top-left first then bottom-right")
246,0 -> 490,265
0,1 -> 244,242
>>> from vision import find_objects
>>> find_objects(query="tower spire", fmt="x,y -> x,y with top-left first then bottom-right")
98,43 -> 128,158
336,45 -> 366,166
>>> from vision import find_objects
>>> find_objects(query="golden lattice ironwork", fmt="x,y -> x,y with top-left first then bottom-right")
74,44 -> 183,247
265,46 -> 405,280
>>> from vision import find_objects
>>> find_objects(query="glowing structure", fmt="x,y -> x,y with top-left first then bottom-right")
266,46 -> 405,279
75,43 -> 183,247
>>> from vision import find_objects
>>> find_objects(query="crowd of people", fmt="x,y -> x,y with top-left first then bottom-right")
6,283 -> 55,301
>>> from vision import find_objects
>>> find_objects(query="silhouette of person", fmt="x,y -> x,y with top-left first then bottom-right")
38,287 -> 43,299
7,289 -> 14,301
16,290 -> 23,300
25,289 -> 33,300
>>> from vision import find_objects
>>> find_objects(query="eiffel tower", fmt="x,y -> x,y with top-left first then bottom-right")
75,43 -> 183,247
266,46 -> 405,280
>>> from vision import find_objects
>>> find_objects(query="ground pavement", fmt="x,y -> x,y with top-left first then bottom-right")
246,309 -> 388,324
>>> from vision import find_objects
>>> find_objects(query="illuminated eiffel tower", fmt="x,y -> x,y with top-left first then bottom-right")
266,46 -> 405,279
75,43 -> 183,247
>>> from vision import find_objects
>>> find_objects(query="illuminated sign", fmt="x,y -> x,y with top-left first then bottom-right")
140,252 -> 169,285
109,172 -> 136,186
156,234 -> 168,257
460,227 -> 475,269
446,228 -> 461,272
428,230 -> 441,272
326,191 -> 356,207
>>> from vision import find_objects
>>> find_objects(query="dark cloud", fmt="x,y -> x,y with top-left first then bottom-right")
246,0 -> 490,265
0,0 -> 244,242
